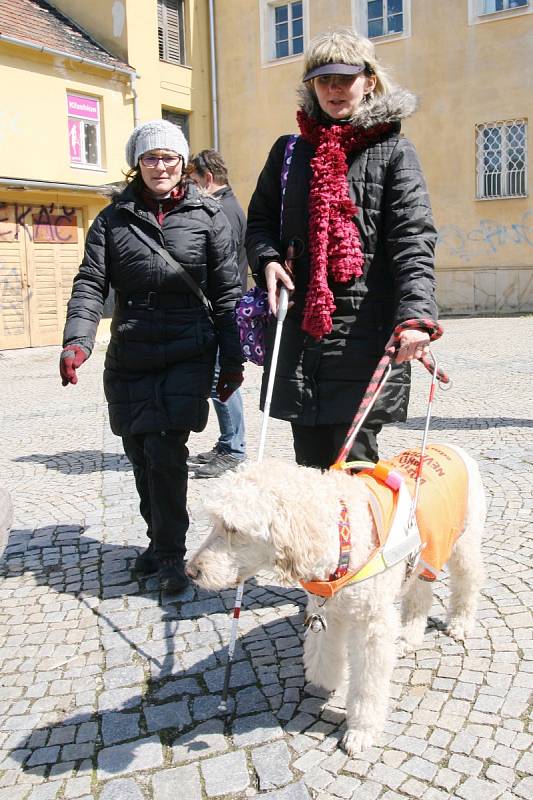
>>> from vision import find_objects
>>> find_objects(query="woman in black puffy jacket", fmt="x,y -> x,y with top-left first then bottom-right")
61,120 -> 243,593
246,28 -> 438,469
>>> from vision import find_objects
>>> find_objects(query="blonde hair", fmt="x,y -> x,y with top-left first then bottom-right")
303,27 -> 392,96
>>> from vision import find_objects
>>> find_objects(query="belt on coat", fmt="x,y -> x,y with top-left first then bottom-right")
116,291 -> 202,311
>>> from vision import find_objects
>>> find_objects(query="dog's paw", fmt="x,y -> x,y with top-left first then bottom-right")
341,728 -> 375,755
446,616 -> 474,641
396,637 -> 416,658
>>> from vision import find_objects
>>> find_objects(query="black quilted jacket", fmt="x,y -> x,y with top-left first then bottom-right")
246,88 -> 438,426
63,182 -> 243,436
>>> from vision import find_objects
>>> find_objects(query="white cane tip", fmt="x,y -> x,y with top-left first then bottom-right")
217,701 -> 229,714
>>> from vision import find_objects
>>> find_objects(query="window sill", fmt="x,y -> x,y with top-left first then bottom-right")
470,6 -> 531,25
262,53 -> 304,69
475,193 -> 528,201
159,59 -> 191,69
368,30 -> 410,43
70,164 -> 106,173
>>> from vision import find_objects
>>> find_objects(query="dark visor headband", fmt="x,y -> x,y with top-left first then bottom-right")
303,62 -> 366,82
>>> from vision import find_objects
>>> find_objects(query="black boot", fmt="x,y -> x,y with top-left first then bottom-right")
133,542 -> 158,576
159,557 -> 189,593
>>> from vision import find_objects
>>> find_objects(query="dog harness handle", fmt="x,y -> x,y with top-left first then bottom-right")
332,319 -> 449,469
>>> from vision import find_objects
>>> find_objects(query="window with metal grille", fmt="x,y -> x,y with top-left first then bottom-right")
162,109 -> 189,143
273,1 -> 304,59
476,120 -> 527,199
158,0 -> 186,65
367,0 -> 403,38
480,0 -> 527,14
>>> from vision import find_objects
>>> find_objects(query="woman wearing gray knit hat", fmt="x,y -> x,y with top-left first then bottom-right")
60,119 -> 244,594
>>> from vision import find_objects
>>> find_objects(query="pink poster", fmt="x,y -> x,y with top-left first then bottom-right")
67,94 -> 99,121
68,118 -> 82,162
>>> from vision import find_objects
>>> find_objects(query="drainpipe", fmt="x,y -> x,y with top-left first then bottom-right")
0,33 -> 140,127
130,72 -> 140,127
208,0 -> 219,150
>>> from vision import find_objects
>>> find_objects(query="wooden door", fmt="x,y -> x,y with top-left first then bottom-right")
0,204 -> 31,349
26,207 -> 85,347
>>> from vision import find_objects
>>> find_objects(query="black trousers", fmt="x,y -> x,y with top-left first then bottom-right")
291,421 -> 382,471
122,430 -> 190,560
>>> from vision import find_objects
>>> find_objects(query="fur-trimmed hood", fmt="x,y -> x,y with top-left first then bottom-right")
297,84 -> 417,129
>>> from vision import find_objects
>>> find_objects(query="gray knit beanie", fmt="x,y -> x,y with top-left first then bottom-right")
125,119 -> 189,168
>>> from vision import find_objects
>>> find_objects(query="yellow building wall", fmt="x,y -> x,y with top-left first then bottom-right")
0,43 -> 134,185
373,0 -> 532,312
215,0 -> 533,314
42,1 -> 213,152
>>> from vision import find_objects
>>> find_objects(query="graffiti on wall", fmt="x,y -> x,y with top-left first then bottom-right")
0,203 -> 78,243
0,264 -> 21,313
437,210 -> 533,263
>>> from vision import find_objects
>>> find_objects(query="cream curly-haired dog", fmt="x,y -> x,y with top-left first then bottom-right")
187,444 -> 485,755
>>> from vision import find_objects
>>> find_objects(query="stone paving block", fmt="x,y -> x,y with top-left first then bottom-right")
232,711 -> 284,747
258,782 -> 311,800
144,700 -> 191,732
27,784 -> 61,800
203,660 -> 256,692
456,777 -> 506,800
0,789 -> 32,800
368,762 -> 406,789
514,777 -> 533,799
101,712 -> 140,745
25,746 -> 60,767
97,735 -> 163,778
172,720 -> 228,764
201,750 -> 250,796
99,779 -> 144,800
103,666 -> 144,690
152,765 -> 201,800
236,685 -> 269,715
152,677 -> 202,701
64,777 -> 92,798
252,740 -> 293,790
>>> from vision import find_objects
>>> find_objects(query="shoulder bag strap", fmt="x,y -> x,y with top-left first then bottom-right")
129,222 -> 212,313
280,134 -> 299,232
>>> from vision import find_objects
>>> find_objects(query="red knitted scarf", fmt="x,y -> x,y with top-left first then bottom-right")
297,108 -> 393,340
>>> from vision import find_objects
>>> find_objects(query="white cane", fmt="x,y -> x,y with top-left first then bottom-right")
218,251 -> 294,714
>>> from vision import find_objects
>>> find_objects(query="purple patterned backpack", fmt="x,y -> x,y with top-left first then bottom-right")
235,134 -> 298,366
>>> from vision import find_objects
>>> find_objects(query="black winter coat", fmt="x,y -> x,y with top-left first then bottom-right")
213,185 -> 248,292
63,183 -> 243,436
246,89 -> 437,427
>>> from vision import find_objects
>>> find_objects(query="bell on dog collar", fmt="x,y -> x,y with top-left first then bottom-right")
305,613 -> 328,634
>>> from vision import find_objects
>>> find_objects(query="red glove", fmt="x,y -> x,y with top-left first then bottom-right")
60,345 -> 89,386
216,371 -> 244,403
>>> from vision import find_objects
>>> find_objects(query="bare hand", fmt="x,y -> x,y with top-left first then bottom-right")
387,329 -> 430,363
265,261 -> 294,316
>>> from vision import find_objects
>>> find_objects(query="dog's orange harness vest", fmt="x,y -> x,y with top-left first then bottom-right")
301,444 -> 468,598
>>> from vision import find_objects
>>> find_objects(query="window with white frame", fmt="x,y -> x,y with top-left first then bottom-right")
67,93 -> 101,168
158,0 -> 186,65
476,119 -> 527,199
271,1 -> 304,59
367,0 -> 404,38
480,0 -> 527,14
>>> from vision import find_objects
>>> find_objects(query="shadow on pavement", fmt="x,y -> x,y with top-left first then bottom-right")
404,416 -> 533,430
2,524 -> 325,778
13,450 -> 132,474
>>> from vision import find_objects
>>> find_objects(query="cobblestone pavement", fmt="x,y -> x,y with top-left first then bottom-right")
0,316 -> 532,800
